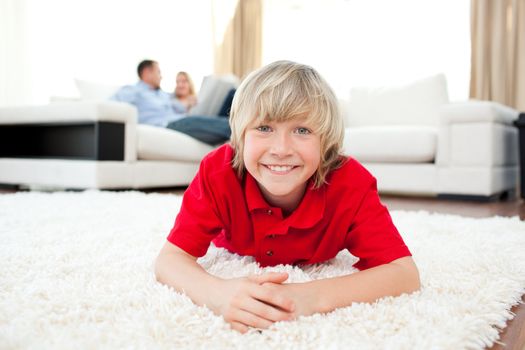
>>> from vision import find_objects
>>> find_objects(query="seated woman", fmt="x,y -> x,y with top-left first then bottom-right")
173,71 -> 197,113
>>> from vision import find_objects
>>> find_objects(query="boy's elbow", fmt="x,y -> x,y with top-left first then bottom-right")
404,260 -> 421,293
154,254 -> 167,284
407,270 -> 421,293
391,256 -> 421,294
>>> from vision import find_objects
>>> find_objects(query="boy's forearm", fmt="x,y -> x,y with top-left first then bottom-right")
298,257 -> 420,314
155,248 -> 297,331
155,250 -> 221,307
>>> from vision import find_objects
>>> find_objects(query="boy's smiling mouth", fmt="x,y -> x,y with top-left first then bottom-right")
263,164 -> 298,174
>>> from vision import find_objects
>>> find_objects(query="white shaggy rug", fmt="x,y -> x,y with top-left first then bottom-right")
1,191 -> 525,350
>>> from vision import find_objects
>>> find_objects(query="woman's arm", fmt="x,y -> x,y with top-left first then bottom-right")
263,256 -> 420,317
154,241 -> 296,333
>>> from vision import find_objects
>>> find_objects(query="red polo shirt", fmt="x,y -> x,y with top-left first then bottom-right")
167,144 -> 410,270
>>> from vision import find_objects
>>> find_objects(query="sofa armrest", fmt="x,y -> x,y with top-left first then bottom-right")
436,100 -> 519,167
0,101 -> 138,162
0,101 -> 137,124
439,100 -> 518,125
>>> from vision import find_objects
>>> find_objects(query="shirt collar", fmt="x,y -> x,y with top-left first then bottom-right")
244,172 -> 326,230
245,173 -> 270,212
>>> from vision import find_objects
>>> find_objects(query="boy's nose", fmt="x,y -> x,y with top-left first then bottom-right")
270,133 -> 293,157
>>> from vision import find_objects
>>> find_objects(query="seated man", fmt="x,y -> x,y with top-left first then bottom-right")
111,60 -> 231,145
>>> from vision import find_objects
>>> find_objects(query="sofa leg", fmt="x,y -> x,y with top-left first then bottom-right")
498,189 -> 518,201
437,189 -> 517,202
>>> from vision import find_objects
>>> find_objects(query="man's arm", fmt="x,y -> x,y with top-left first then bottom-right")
264,256 -> 420,317
154,241 -> 295,333
110,85 -> 137,104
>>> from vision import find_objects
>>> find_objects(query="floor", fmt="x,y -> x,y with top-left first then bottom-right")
374,195 -> 525,350
2,186 -> 525,220
2,187 -> 524,348
112,189 -> 525,349
380,194 -> 525,220
144,187 -> 525,220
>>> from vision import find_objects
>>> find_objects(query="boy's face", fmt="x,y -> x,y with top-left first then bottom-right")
243,117 -> 321,209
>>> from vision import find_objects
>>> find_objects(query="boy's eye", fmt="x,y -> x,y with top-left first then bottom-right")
256,125 -> 272,132
295,127 -> 311,135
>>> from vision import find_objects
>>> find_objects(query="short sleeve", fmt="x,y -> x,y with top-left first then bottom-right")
167,161 -> 224,257
345,178 -> 411,270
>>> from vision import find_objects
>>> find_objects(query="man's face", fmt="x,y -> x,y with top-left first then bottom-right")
143,62 -> 162,89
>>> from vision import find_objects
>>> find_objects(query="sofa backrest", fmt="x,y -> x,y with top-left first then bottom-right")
75,79 -> 120,101
344,74 -> 449,127
70,75 -> 239,118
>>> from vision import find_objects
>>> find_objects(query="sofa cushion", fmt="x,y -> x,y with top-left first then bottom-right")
345,74 -> 449,127
343,126 -> 437,163
137,125 -> 214,162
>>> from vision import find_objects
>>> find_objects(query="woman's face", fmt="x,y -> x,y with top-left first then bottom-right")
175,74 -> 191,97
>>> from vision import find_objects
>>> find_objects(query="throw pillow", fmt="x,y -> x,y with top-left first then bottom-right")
75,79 -> 120,101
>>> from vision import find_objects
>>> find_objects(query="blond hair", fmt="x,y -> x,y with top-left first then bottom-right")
229,60 -> 345,188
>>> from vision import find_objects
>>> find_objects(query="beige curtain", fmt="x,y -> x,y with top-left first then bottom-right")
470,0 -> 525,110
212,0 -> 262,79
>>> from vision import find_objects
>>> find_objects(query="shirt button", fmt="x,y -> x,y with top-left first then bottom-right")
267,209 -> 272,215
266,250 -> 274,256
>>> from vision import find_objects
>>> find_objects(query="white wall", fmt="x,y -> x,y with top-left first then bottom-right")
1,0 -> 471,106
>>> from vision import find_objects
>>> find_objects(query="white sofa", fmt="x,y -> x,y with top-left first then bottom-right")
0,101 -> 213,189
0,76 -> 236,189
0,75 -> 520,199
341,74 -> 520,199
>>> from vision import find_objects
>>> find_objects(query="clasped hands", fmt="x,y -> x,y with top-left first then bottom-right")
208,272 -> 316,333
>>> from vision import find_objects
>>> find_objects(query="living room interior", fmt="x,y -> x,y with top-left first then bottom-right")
1,0 -> 525,349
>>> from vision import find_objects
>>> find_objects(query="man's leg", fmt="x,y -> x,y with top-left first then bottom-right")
166,116 -> 231,145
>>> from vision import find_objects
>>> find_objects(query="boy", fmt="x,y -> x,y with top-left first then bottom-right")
155,61 -> 420,333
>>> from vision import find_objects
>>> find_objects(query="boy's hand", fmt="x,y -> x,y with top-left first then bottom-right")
210,272 -> 295,333
261,282 -> 319,318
